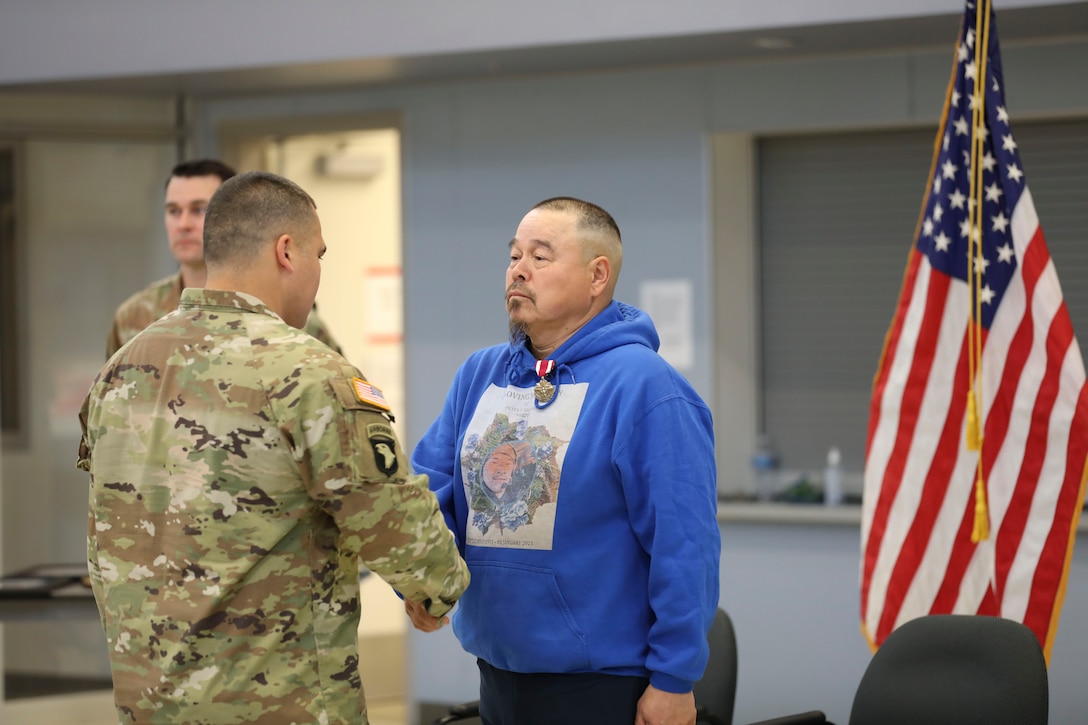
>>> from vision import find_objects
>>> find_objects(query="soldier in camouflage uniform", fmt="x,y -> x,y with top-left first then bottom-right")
78,170 -> 469,724
108,270 -> 341,358
106,158 -> 341,358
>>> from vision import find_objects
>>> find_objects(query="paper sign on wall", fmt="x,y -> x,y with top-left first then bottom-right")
638,278 -> 694,371
365,266 -> 403,344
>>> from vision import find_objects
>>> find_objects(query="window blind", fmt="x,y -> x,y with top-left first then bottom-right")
757,119 -> 1088,474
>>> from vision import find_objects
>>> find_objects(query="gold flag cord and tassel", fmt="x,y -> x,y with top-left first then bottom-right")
966,0 -> 993,543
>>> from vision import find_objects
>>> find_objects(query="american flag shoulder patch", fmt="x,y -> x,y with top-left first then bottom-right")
352,377 -> 391,411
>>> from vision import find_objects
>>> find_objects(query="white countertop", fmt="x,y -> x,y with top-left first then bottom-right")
717,500 -> 1088,533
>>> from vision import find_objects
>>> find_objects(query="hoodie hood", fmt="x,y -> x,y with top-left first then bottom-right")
504,300 -> 659,390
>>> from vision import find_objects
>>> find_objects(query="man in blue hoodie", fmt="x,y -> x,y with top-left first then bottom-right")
410,196 -> 721,725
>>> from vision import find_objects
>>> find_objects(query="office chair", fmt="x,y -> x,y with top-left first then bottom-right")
430,606 -> 738,725
742,614 -> 1048,725
743,713 -> 828,725
847,613 -> 1048,725
693,606 -> 738,725
432,700 -> 481,725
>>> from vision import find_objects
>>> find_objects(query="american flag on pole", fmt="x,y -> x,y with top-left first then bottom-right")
861,0 -> 1088,661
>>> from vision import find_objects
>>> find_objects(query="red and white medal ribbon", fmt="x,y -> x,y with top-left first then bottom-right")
533,359 -> 557,403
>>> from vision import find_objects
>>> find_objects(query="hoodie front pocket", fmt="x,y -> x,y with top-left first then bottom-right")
455,560 -> 589,672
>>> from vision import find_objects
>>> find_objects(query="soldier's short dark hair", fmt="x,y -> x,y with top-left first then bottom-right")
167,159 -> 236,188
203,171 -> 318,266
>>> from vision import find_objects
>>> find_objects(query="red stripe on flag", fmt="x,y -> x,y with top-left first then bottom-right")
924,318 -> 1020,617
874,325 -> 973,643
862,250 -> 924,626
1021,314 -> 1088,645
867,250 -> 924,460
993,316 -> 1066,603
861,266 -> 951,622
976,582 -> 1000,617
988,227 -> 1052,602
929,479 -> 983,614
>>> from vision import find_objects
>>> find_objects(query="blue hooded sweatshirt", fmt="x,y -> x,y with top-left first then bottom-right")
411,300 -> 720,693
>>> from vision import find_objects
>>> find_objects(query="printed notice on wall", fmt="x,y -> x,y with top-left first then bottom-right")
365,267 -> 403,344
639,278 -> 694,371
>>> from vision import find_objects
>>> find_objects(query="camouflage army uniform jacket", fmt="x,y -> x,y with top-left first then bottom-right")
79,288 -> 468,724
106,271 -> 343,358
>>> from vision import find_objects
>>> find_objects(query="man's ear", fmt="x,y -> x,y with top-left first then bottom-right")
275,234 -> 294,272
589,255 -> 611,296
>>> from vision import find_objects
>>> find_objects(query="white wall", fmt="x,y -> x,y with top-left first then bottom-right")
0,0 -> 1076,85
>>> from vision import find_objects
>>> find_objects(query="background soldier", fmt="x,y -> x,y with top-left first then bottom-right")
106,158 -> 341,358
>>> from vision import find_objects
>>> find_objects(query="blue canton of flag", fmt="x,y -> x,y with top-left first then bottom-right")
917,5 -> 1023,330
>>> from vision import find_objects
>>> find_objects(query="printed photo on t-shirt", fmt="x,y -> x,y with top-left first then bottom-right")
459,382 -> 587,550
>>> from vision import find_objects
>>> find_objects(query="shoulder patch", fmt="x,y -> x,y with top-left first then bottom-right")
329,377 -> 393,421
352,377 -> 391,411
367,423 -> 399,476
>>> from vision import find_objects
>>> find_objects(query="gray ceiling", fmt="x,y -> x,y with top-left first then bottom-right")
7,3 -> 1088,98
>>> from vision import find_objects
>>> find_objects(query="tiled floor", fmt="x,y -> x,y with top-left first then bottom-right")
368,696 -> 408,725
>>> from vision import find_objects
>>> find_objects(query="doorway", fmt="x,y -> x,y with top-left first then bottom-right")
226,127 -> 405,430
224,124 -> 408,712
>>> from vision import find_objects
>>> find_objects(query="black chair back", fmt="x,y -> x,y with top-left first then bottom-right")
848,614 -> 1048,725
694,607 -> 739,725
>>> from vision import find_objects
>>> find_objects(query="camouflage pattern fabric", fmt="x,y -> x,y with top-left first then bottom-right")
106,273 -> 183,359
79,288 -> 468,724
106,271 -> 343,358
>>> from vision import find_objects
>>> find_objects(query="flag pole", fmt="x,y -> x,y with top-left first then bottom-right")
967,0 -> 993,542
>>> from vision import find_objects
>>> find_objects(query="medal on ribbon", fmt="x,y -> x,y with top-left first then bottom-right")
533,359 -> 557,404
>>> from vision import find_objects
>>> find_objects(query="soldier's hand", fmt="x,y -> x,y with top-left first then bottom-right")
405,598 -> 448,632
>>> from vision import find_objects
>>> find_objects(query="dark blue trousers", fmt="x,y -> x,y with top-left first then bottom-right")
478,659 -> 650,725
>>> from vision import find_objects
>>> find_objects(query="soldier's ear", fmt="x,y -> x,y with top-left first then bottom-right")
274,234 -> 295,272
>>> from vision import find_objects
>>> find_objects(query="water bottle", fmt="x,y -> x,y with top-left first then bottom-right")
751,434 -> 779,502
824,446 -> 844,506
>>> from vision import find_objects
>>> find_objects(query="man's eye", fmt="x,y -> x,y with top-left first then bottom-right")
193,206 -> 208,217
